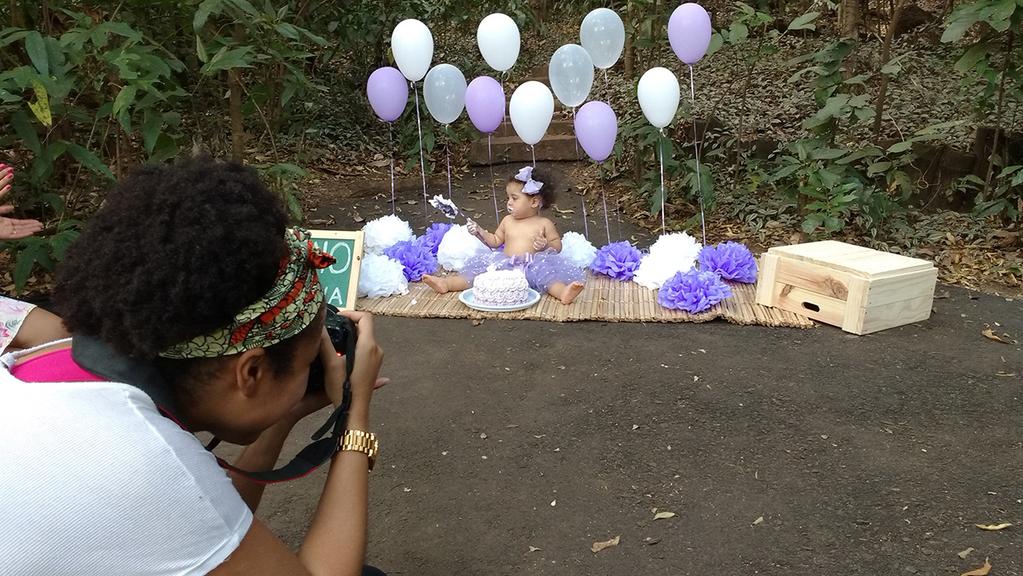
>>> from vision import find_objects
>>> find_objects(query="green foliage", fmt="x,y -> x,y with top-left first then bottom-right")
3,219 -> 81,293
957,164 -> 1023,221
257,161 -> 309,222
1,9 -> 191,290
941,0 -> 1022,131
0,1 -> 341,291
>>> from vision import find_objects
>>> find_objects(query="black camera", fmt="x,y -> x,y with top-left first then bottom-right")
307,304 -> 357,391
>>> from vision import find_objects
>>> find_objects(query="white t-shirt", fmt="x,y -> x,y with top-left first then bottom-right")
0,343 -> 252,575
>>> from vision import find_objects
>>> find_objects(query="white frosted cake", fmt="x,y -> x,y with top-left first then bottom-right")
473,269 -> 530,306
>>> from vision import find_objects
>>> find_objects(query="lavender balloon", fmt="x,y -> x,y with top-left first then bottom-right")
465,76 -> 505,134
366,66 -> 409,122
574,101 -> 617,163
668,3 -> 712,65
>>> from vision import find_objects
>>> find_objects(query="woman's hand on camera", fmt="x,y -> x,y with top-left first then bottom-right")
321,310 -> 386,410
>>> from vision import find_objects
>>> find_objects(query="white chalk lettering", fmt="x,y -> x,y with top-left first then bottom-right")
319,240 -> 352,274
327,286 -> 345,306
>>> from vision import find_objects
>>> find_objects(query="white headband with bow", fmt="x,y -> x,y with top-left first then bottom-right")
514,166 -> 543,195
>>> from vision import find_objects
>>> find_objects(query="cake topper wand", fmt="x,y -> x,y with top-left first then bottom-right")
429,194 -> 469,222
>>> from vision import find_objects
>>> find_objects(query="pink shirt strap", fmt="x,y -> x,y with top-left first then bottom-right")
10,348 -> 104,382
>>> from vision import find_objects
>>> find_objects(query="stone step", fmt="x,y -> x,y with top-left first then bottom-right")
492,118 -> 574,138
469,134 -> 581,166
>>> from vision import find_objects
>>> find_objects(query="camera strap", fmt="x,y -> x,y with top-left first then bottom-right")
72,334 -> 353,484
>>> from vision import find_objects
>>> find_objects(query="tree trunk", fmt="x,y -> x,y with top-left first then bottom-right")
624,0 -> 635,78
9,0 -> 26,27
268,61 -> 284,131
984,29 -> 1014,194
941,0 -> 956,21
529,0 -> 548,26
733,33 -> 768,192
228,25 -> 245,162
839,0 -> 861,38
872,0 -> 907,135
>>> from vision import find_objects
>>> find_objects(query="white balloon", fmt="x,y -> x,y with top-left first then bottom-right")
477,13 -> 520,72
637,67 -> 680,129
509,81 -> 554,146
548,44 -> 594,108
423,64 -> 467,124
580,8 -> 625,70
391,19 -> 433,82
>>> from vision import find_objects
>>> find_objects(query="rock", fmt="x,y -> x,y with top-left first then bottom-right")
894,5 -> 934,36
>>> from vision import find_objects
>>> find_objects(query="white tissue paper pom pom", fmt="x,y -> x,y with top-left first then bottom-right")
632,233 -> 703,290
649,231 -> 702,260
437,224 -> 489,272
363,214 -> 414,255
559,231 -> 598,269
357,254 -> 409,298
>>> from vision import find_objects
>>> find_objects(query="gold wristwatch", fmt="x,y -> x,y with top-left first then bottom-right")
339,430 -> 378,471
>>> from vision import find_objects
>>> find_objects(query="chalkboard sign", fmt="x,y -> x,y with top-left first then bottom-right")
309,230 -> 364,311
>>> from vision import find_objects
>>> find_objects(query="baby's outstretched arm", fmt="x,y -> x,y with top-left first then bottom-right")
469,217 -> 506,249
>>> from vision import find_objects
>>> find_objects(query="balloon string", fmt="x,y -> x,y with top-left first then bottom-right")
488,133 -> 499,226
531,145 -> 536,168
689,64 -> 706,245
571,107 -> 579,159
413,82 -> 428,211
501,72 -> 508,135
658,130 -> 666,235
601,167 -> 611,245
581,196 -> 589,239
445,129 -> 452,199
615,192 -> 622,241
388,122 -> 395,215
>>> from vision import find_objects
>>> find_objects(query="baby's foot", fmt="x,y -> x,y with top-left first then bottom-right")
559,281 -> 585,305
422,274 -> 448,294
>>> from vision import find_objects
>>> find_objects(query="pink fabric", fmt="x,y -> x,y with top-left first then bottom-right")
10,348 -> 103,383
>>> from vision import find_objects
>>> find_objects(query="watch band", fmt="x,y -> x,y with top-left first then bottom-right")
339,429 -> 378,471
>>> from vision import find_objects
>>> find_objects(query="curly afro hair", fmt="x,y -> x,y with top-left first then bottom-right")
507,166 -> 559,208
55,156 -> 290,360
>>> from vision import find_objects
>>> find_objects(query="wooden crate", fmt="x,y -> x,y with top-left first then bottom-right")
755,241 -> 937,335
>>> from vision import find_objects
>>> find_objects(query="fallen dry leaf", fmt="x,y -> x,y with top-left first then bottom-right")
653,511 -> 676,520
960,558 -> 991,576
528,546 -> 542,553
975,522 -> 1012,531
591,536 -> 620,553
752,516 -> 764,526
957,547 -> 974,560
981,328 -> 1015,344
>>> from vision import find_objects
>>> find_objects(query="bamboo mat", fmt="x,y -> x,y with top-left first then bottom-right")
357,273 -> 814,328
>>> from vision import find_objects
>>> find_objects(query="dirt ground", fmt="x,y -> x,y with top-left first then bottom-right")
252,168 -> 1022,575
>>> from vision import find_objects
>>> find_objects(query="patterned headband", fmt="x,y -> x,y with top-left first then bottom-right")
514,166 -> 543,195
159,228 -> 335,359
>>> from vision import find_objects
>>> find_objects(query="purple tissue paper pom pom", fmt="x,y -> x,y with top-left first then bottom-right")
657,270 -> 733,313
420,222 -> 452,255
698,241 -> 758,283
590,241 -> 643,281
384,239 -> 437,282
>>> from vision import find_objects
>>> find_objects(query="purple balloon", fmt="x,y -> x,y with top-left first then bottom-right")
574,101 -> 617,163
367,66 -> 409,122
465,76 -> 505,134
668,3 -> 712,65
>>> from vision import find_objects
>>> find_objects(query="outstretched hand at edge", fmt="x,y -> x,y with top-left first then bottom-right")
0,165 -> 43,240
